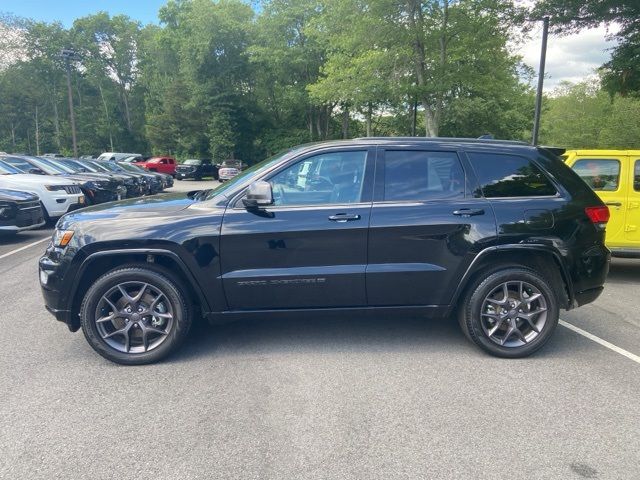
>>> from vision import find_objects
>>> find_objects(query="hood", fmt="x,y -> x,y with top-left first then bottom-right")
0,173 -> 77,186
0,188 -> 39,202
58,192 -> 196,228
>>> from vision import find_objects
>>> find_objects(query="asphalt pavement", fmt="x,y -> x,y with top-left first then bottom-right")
0,181 -> 638,480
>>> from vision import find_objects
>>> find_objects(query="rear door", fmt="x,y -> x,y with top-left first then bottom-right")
569,156 -> 628,248
220,148 -> 374,310
366,148 -> 496,306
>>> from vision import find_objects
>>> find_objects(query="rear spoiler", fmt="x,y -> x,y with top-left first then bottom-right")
539,146 -> 567,157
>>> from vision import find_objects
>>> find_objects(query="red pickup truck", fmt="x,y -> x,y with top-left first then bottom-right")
129,156 -> 177,176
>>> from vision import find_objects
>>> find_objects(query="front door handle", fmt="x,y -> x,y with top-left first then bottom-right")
605,202 -> 622,207
452,208 -> 485,217
329,213 -> 361,222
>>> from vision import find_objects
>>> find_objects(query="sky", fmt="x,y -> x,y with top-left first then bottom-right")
0,0 -> 617,92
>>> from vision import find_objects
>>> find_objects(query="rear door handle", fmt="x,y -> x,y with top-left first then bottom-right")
605,202 -> 622,207
329,213 -> 361,222
452,208 -> 485,217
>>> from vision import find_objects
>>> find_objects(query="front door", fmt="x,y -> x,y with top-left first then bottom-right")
220,148 -> 373,310
366,148 -> 496,306
569,157 -> 628,248
625,158 -> 640,245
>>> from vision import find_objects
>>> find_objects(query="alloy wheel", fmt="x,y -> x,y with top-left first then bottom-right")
94,281 -> 174,354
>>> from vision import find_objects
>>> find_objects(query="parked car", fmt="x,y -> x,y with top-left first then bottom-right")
0,160 -> 84,221
96,152 -> 142,162
79,160 -> 147,198
0,189 -> 45,235
129,156 -> 177,177
1,155 -> 126,205
40,137 -> 610,365
563,149 -> 640,258
117,162 -> 172,190
112,162 -> 164,194
175,159 -> 219,180
217,160 -> 245,182
42,153 -> 64,159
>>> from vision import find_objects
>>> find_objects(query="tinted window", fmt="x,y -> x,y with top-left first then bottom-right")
571,159 -> 620,191
269,150 -> 367,206
636,161 -> 640,192
469,153 -> 557,197
384,151 -> 464,201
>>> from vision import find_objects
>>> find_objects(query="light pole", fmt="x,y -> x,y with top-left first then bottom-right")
532,17 -> 549,146
61,49 -> 78,158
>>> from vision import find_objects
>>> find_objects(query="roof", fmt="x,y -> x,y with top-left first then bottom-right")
564,149 -> 640,156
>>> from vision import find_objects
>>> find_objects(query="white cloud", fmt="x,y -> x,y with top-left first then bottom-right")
516,24 -> 619,91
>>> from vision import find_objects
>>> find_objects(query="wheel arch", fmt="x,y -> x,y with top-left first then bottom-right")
452,245 -> 573,310
67,249 -> 209,331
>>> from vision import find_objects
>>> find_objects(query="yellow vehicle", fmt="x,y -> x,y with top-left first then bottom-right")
563,149 -> 640,257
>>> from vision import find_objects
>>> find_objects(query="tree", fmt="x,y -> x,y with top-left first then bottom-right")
533,0 -> 640,96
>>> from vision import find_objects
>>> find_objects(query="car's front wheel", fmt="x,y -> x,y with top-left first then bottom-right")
459,267 -> 559,358
80,266 -> 192,365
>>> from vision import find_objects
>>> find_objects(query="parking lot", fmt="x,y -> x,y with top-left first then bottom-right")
1,179 -> 639,479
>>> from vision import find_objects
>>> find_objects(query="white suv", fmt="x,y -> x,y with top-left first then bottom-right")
0,161 -> 84,220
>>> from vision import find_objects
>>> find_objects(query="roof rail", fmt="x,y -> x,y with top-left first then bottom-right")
354,136 -> 530,146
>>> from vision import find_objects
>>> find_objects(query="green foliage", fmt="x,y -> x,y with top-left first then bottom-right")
533,0 -> 640,97
3,0 -> 636,160
539,79 -> 640,149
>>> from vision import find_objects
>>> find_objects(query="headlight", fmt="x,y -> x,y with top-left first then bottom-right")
52,229 -> 74,248
45,185 -> 67,191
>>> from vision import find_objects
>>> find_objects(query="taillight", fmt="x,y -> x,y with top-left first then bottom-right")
585,206 -> 610,224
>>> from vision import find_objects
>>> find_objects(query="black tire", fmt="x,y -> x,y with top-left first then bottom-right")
458,267 -> 559,358
176,177 -> 182,181
80,265 -> 192,365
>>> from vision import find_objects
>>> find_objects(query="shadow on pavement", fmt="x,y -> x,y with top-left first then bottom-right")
607,258 -> 640,283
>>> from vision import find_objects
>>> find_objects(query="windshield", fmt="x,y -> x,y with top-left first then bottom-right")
184,159 -> 202,166
60,159 -> 92,173
86,161 -> 112,173
202,149 -> 296,200
34,157 -> 75,174
118,162 -> 146,173
0,160 -> 22,174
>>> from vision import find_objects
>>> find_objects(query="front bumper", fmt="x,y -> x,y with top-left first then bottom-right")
47,194 -> 85,218
0,220 -> 46,233
40,251 -> 80,331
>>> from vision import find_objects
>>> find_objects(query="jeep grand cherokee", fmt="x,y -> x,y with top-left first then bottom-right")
39,138 -> 610,364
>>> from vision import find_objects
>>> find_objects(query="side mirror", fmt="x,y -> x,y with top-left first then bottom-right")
29,168 -> 44,175
242,181 -> 273,209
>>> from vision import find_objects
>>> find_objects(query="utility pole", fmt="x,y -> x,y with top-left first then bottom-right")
61,49 -> 78,158
532,17 -> 549,146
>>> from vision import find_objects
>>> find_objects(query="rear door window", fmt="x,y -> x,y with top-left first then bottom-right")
382,151 -> 465,201
468,153 -> 557,197
572,159 -> 620,191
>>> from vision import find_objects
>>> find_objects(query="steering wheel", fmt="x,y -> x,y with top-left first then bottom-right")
307,175 -> 334,190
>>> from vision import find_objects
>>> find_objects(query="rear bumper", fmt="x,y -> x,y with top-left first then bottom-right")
573,286 -> 604,307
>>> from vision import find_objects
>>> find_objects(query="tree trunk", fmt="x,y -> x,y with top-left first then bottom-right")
342,106 -> 349,139
99,83 -> 115,151
10,122 -> 16,148
35,105 -> 40,156
51,90 -> 62,150
366,103 -> 373,136
423,105 -> 438,137
121,87 -> 132,133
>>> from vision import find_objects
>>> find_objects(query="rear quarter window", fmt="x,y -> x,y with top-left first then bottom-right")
468,152 -> 557,198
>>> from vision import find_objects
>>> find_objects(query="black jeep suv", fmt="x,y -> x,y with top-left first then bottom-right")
39,138 -> 610,364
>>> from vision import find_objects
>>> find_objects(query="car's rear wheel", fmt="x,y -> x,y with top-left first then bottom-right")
458,267 -> 559,358
80,266 -> 191,365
